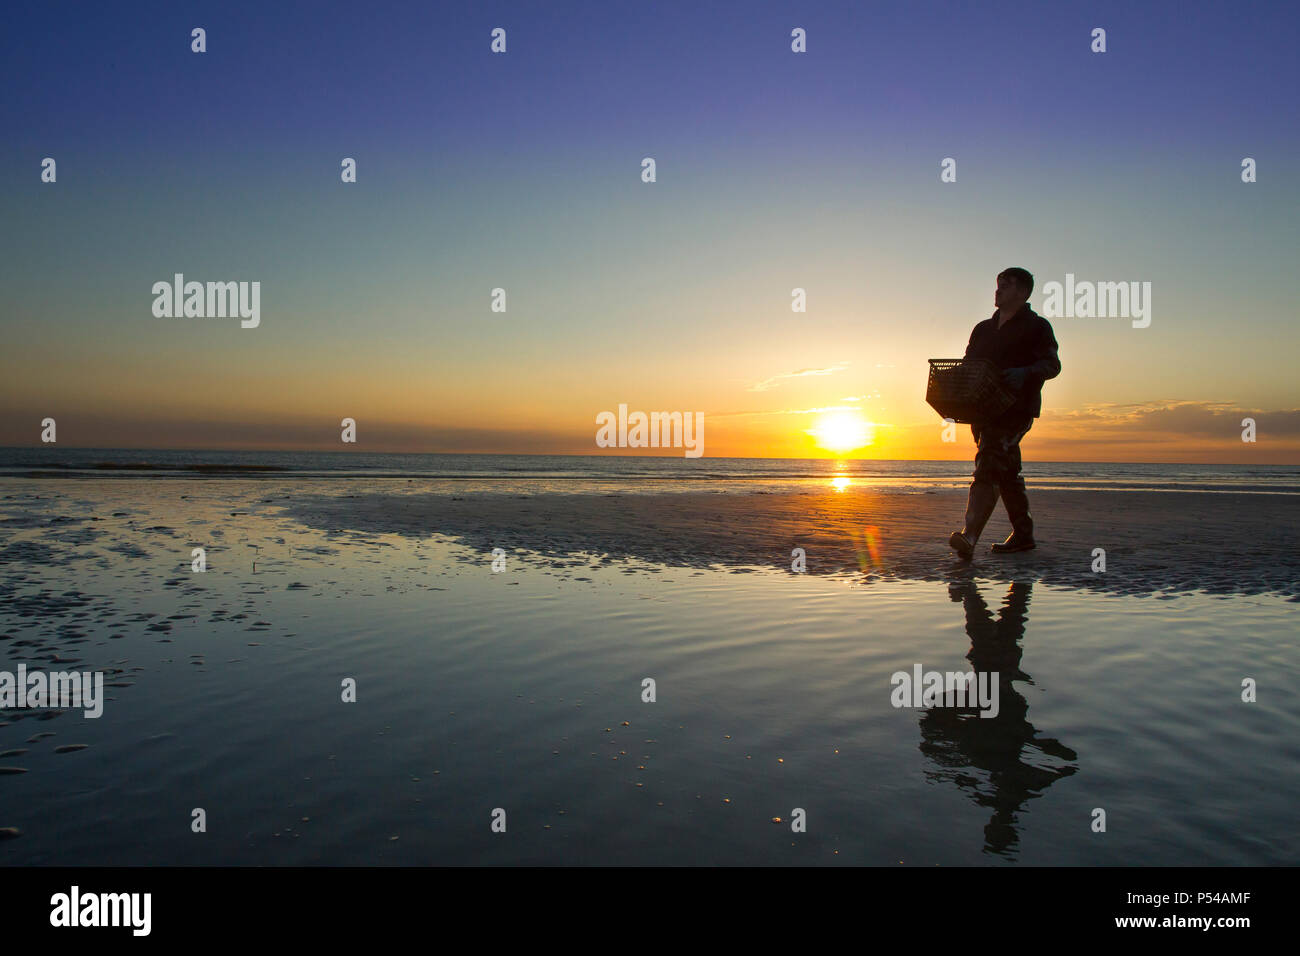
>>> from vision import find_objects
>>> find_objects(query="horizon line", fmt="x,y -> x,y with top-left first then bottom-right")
0,445 -> 1294,468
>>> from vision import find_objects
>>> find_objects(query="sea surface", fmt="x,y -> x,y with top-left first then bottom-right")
2,447 -> 1297,495
0,462 -> 1297,865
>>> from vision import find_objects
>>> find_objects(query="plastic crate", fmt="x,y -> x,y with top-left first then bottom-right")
926,358 -> 1017,425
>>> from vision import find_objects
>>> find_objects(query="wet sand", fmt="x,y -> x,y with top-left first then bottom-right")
284,487 -> 1300,599
3,479 -> 1299,864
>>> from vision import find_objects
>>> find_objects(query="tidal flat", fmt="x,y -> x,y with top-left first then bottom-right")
0,478 -> 1296,865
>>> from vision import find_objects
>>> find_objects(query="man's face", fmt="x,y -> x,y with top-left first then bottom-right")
995,275 -> 1028,310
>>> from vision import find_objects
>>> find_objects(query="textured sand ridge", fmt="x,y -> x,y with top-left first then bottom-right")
283,487 -> 1300,600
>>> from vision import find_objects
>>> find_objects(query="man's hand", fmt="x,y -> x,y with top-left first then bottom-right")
1002,367 -> 1030,390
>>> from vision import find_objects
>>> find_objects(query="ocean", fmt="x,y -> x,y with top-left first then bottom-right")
2,447 -> 1297,494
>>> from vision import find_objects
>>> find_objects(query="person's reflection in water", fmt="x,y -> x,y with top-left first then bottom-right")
918,578 -> 1078,857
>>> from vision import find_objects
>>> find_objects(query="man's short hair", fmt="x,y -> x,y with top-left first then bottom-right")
998,267 -> 1034,296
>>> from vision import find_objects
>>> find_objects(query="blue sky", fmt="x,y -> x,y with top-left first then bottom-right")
2,0 -> 1297,459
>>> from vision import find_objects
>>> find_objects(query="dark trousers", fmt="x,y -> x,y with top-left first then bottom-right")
961,413 -> 1035,543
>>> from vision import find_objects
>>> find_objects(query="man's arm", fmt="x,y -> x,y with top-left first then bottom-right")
1025,321 -> 1061,382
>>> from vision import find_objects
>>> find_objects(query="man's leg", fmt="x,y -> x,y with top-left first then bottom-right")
992,416 -> 1036,551
949,423 -> 1002,558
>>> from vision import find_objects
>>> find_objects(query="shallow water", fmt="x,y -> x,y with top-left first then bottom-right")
3,447 -> 1297,495
1,480 -> 1296,865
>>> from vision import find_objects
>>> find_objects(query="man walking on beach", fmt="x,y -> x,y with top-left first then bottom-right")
949,267 -> 1061,558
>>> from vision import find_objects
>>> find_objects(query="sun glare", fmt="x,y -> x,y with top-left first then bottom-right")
811,411 -> 873,454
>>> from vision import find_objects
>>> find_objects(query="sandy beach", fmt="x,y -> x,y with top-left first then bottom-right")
284,486 -> 1300,600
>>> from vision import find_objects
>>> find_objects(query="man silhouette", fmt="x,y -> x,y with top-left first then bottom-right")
948,268 -> 1061,557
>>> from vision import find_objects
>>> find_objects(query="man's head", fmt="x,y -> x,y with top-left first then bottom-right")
995,267 -> 1033,312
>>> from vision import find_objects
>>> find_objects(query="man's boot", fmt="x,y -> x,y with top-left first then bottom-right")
949,481 -> 999,559
991,474 -> 1035,553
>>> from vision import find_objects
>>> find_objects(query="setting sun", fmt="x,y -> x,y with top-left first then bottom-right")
810,411 -> 874,454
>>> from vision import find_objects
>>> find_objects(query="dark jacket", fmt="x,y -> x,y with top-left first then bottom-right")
963,303 -> 1061,419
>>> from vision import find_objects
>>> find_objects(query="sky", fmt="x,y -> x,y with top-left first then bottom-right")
2,0 -> 1297,462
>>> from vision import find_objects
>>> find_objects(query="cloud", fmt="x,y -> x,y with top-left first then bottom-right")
0,411 -> 579,454
1047,400 -> 1300,438
747,363 -> 849,393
